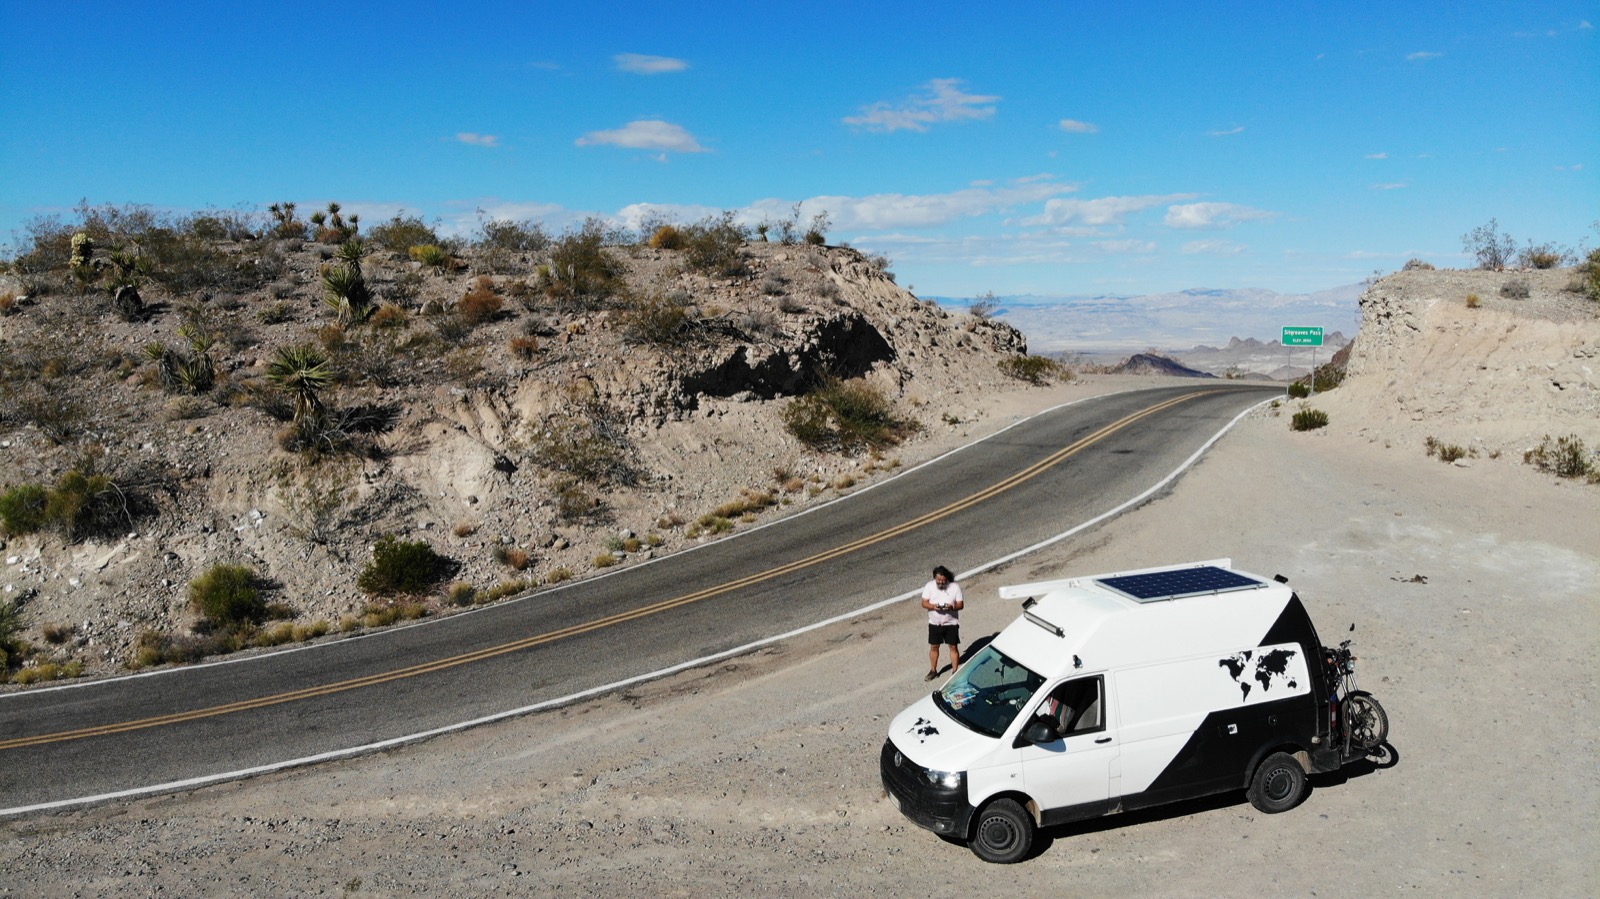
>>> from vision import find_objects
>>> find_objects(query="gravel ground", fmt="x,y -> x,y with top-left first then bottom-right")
3,378 -> 1595,897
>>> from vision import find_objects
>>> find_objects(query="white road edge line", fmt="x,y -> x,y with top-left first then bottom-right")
0,395 -> 1274,818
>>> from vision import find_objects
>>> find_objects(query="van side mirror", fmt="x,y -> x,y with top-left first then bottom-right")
1014,716 -> 1061,748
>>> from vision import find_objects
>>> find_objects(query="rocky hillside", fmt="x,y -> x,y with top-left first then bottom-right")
1313,266 -> 1598,459
0,221 -> 1030,681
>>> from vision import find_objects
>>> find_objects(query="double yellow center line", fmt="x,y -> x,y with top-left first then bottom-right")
1,390 -> 1211,751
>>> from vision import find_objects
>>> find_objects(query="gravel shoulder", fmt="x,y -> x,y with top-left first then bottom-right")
3,380 -> 1597,897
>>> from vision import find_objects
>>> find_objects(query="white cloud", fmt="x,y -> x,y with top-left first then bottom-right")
1407,51 -> 1443,61
1365,152 -> 1388,159
1208,125 -> 1246,137
615,201 -> 723,230
1555,163 -> 1585,172
456,132 -> 500,148
1182,239 -> 1247,256
1581,20 -> 1593,29
614,53 -> 689,75
758,178 -> 1075,231
1059,119 -> 1099,134
1023,194 -> 1196,228
1164,202 -> 1274,230
1094,239 -> 1157,254
576,119 -> 707,153
843,78 -> 1000,133
1372,182 -> 1408,190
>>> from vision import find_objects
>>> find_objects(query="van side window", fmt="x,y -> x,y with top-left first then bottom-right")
1045,676 -> 1105,736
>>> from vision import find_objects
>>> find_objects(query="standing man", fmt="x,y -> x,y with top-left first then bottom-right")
921,565 -> 964,681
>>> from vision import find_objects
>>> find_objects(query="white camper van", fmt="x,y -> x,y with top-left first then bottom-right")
880,559 -> 1387,863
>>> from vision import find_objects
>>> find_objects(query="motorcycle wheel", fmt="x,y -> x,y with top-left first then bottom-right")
1342,692 -> 1389,751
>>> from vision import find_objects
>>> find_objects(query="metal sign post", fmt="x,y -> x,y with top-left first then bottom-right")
1282,327 -> 1324,394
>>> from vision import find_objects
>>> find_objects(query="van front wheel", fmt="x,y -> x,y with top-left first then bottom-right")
968,798 -> 1033,863
1247,751 -> 1307,814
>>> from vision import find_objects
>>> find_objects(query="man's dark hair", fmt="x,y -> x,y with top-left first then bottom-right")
932,565 -> 955,581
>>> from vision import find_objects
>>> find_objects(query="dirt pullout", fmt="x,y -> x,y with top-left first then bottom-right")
3,390 -> 1595,896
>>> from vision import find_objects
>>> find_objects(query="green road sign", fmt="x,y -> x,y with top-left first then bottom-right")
1282,326 -> 1324,346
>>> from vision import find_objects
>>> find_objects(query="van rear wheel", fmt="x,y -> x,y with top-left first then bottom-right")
1247,751 -> 1307,814
968,798 -> 1033,864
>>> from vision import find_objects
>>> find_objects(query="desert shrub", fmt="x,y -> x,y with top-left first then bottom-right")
409,244 -> 454,271
998,354 -> 1065,385
1290,407 -> 1329,431
1500,278 -> 1531,300
357,535 -> 454,596
681,212 -> 750,276
554,480 -> 605,523
259,301 -> 295,324
509,335 -> 540,360
546,567 -> 574,585
370,214 -> 439,253
1286,381 -> 1310,399
593,551 -> 619,568
1519,243 -> 1565,269
1465,293 -> 1482,309
865,253 -> 896,281
476,218 -> 549,253
370,304 -> 409,329
0,484 -> 49,535
782,378 -> 915,454
1574,249 -> 1600,302
1524,434 -> 1593,479
524,406 -> 636,485
1461,219 -> 1516,271
803,211 -> 831,246
189,563 -> 264,626
969,291 -> 999,319
648,225 -> 686,250
541,218 -> 622,306
458,276 -> 504,325
618,293 -> 695,346
1402,258 -> 1434,271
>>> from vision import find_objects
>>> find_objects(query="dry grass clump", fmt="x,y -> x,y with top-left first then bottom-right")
1465,293 -> 1482,309
1424,436 -> 1473,463
458,276 -> 504,325
492,545 -> 531,570
1524,434 -> 1596,480
1289,406 -> 1329,431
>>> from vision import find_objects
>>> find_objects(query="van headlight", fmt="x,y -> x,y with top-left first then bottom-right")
923,769 -> 964,789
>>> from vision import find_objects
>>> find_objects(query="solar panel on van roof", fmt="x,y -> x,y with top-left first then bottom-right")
1096,566 -> 1263,603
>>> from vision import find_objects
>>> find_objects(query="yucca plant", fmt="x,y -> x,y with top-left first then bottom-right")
335,238 -> 369,273
265,345 -> 334,426
321,263 -> 373,325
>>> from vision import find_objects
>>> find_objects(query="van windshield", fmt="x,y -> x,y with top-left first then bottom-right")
933,645 -> 1045,738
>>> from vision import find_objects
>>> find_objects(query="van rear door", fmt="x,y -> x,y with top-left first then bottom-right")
1019,675 -> 1117,824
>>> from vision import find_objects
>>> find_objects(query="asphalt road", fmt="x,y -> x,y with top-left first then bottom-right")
0,383 -> 1277,813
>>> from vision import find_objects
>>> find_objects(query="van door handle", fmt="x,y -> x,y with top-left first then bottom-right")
1095,737 -> 1112,744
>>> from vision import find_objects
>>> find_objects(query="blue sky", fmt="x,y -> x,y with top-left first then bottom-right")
3,1 -> 1595,298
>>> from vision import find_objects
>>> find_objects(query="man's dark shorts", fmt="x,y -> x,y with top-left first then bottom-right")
928,624 -> 961,646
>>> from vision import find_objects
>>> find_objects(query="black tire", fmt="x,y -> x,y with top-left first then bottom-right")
1343,692 -> 1389,751
1246,752 -> 1307,814
968,798 -> 1033,864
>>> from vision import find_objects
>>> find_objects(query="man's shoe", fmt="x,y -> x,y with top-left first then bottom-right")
924,670 -> 939,682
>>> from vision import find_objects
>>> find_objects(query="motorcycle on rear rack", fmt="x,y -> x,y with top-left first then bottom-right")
1323,629 -> 1390,759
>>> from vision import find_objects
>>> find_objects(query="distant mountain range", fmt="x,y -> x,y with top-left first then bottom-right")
932,284 -> 1364,352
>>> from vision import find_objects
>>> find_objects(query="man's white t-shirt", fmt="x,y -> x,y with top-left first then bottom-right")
923,580 -> 963,625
